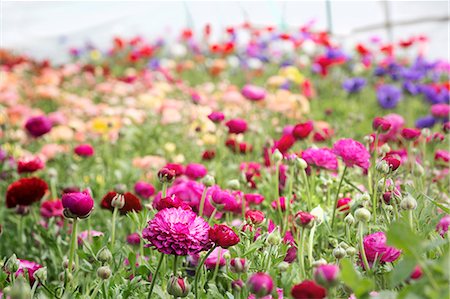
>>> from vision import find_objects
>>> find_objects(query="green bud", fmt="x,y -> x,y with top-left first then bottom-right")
33,267 -> 47,282
344,214 -> 355,225
332,247 -> 346,259
5,254 -> 19,273
97,266 -> 112,280
312,258 -> 327,267
400,194 -> 417,210
59,271 -> 72,282
111,193 -> 125,209
338,242 -> 349,249
272,149 -> 283,164
354,208 -> 371,223
346,247 -> 357,256
295,157 -> 308,170
277,261 -> 290,272
227,179 -> 240,190
96,247 -> 113,264
267,230 -> 281,246
9,277 -> 31,299
380,143 -> 391,154
376,161 -> 390,174
167,275 -> 190,297
202,175 -> 215,187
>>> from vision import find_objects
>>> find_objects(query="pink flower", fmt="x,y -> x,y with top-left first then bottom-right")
379,113 -> 405,142
17,157 -> 45,174
362,232 -> 401,265
24,115 -> 52,138
248,273 -> 274,298
401,128 -> 421,140
126,233 -> 141,245
431,103 -> 450,118
134,181 -> 155,199
302,148 -> 338,170
15,259 -> 43,285
78,230 -> 104,245
62,191 -> 94,218
436,215 -> 450,237
241,84 -> 266,101
245,193 -> 265,205
333,138 -> 370,170
435,150 -> 450,163
185,163 -> 208,180
142,207 -> 211,255
225,118 -> 248,134
189,247 -> 229,269
314,264 -> 340,287
40,200 -> 63,218
211,186 -> 240,212
337,197 -> 352,212
208,111 -> 225,123
74,144 -> 94,157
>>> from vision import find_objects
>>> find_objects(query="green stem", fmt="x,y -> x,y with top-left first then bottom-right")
208,209 -> 217,225
162,183 -> 168,198
297,228 -> 306,279
147,253 -> 165,299
194,246 -> 216,299
301,169 -> 312,210
198,187 -> 208,217
307,224 -> 316,266
110,207 -> 118,249
371,172 -> 379,224
358,222 -> 371,273
331,166 -> 347,229
211,248 -> 222,282
68,218 -> 78,272
173,255 -> 178,275
408,210 -> 414,231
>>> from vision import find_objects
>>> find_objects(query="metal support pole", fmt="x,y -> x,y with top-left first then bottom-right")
326,0 -> 333,34
382,0 -> 394,42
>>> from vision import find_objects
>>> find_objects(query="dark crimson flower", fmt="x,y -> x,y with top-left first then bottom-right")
208,111 -> 225,123
17,157 -> 44,174
337,197 -> 351,212
291,280 -> 327,299
383,191 -> 393,204
158,167 -> 177,183
401,128 -> 421,140
292,121 -> 314,140
383,156 -> 401,171
372,117 -> 392,132
245,210 -> 265,225
443,121 -> 450,133
40,199 -> 63,218
342,77 -> 366,94
202,150 -> 216,160
274,134 -> 296,154
209,224 -> 240,248
410,265 -> 423,280
295,211 -> 315,227
74,144 -> 95,157
6,177 -> 48,208
24,115 -> 52,137
154,195 -> 191,211
248,273 -> 274,297
377,85 -> 402,109
225,118 -> 248,134
101,191 -> 142,215
164,163 -> 185,177
61,191 -> 94,218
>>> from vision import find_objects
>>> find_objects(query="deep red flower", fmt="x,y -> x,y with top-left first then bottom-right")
372,117 -> 392,132
291,280 -> 327,299
225,118 -> 248,134
295,211 -> 315,227
164,163 -> 184,177
202,150 -> 216,160
154,195 -> 191,211
158,167 -> 177,183
17,157 -> 45,174
337,197 -> 351,212
101,191 -> 142,215
6,177 -> 48,208
209,224 -> 240,248
401,128 -> 421,140
383,156 -> 401,171
292,121 -> 314,140
275,134 -> 296,154
40,199 -> 63,218
245,210 -> 265,225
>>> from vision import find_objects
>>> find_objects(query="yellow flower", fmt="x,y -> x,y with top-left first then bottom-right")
164,143 -> 176,153
202,134 -> 217,146
279,66 -> 305,84
90,50 -> 102,61
90,117 -> 121,134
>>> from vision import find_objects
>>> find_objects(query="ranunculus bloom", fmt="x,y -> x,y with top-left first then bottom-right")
436,215 -> 450,237
401,128 -> 421,140
362,232 -> 401,266
342,77 -> 366,94
225,118 -> 248,134
25,115 -> 52,137
372,117 -> 391,132
134,181 -> 155,199
383,156 -> 401,171
292,121 -> 314,139
15,259 -> 43,285
202,150 -> 216,160
101,191 -> 142,215
302,148 -> 338,171
230,258 -> 248,273
337,197 -> 351,212
410,265 -> 423,280
314,264 -> 340,287
164,163 -> 185,177
17,157 -> 45,174
245,210 -> 265,225
40,199 -> 63,218
241,84 -> 266,101
274,134 -> 296,154
61,191 -> 94,218
248,273 -> 274,298
211,186 -> 240,212
291,280 -> 327,299
377,85 -> 402,109
435,150 -> 450,163
74,144 -> 95,157
431,103 -> 450,118
379,113 -> 405,143
245,193 -> 265,205
142,207 -> 211,255
208,111 -> 225,123
126,233 -> 141,245
184,163 -> 207,180
6,177 -> 48,208
209,224 -> 240,248
333,138 -> 370,170
295,211 -> 315,227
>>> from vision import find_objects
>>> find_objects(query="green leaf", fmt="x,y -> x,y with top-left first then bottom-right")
340,259 -> 374,297
389,256 -> 416,287
422,194 -> 450,214
386,220 -> 423,256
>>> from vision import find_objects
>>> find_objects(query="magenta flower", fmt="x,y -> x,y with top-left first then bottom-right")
431,103 -> 450,118
333,138 -> 370,170
78,230 -> 104,245
241,84 -> 266,101
134,181 -> 155,199
142,207 -> 211,255
248,272 -> 274,298
302,148 -> 338,171
362,232 -> 401,265
24,115 -> 52,138
185,163 -> 208,180
436,215 -> 450,237
314,264 -> 340,287
40,200 -> 64,218
225,118 -> 248,134
61,191 -> 94,218
15,259 -> 43,285
208,111 -> 225,123
189,247 -> 229,269
74,144 -> 94,157
210,186 -> 240,212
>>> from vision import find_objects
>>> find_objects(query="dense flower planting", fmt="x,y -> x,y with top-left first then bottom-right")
0,21 -> 449,298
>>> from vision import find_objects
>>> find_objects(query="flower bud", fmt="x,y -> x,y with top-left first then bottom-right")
295,157 -> 308,170
232,279 -> 244,291
360,192 -> 371,202
376,160 -> 390,174
380,143 -> 391,154
400,194 -> 417,210
314,264 -> 340,288
311,258 -> 327,267
277,261 -> 289,272
295,211 -> 315,228
202,175 -> 215,187
363,135 -> 374,144
114,184 -> 127,194
346,247 -> 357,256
111,193 -> 125,209
267,230 -> 281,245
344,214 -> 355,225
248,273 -> 274,298
97,266 -> 112,280
59,271 -> 72,282
5,254 -> 19,273
354,208 -> 371,223
338,242 -> 349,249
227,179 -> 241,190
245,210 -> 265,226
410,265 -> 423,280
332,247 -> 346,259
230,258 -> 248,273
157,167 -> 176,183
8,277 -> 31,299
167,275 -> 190,297
15,205 -> 30,216
33,267 -> 48,282
96,247 -> 113,264
272,149 -> 283,164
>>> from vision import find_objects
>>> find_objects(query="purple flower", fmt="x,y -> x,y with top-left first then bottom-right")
377,85 -> 402,109
342,78 -> 366,94
415,115 -> 436,129
24,115 -> 52,138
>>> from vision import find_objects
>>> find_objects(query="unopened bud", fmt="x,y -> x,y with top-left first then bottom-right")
311,258 -> 327,267
346,247 -> 357,256
96,247 -> 112,264
111,194 -> 125,209
295,157 -> 308,170
167,275 -> 190,297
354,208 -> 371,223
5,254 -> 19,273
400,194 -> 417,210
33,267 -> 48,282
380,143 -> 391,154
376,161 -> 390,174
227,179 -> 240,190
267,231 -> 281,245
344,214 -> 355,225
277,261 -> 290,272
272,149 -> 283,163
202,175 -> 215,187
333,247 -> 346,259
97,266 -> 112,280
